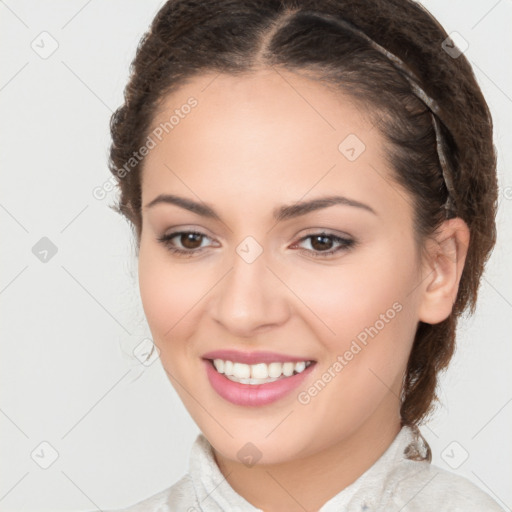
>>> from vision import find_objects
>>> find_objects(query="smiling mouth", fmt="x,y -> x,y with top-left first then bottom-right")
206,358 -> 315,384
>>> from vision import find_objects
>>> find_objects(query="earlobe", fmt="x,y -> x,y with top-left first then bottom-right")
417,218 -> 470,325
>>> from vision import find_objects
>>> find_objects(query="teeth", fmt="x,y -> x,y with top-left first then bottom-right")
282,362 -> 295,377
233,362 -> 250,379
294,361 -> 306,374
268,362 -> 282,378
251,363 -> 268,379
212,358 -> 312,382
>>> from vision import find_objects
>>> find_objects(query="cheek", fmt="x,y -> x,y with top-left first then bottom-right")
288,268 -> 416,443
137,245 -> 202,353
287,245 -> 418,397
286,248 -> 416,345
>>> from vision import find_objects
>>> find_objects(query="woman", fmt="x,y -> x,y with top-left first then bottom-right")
104,0 -> 503,510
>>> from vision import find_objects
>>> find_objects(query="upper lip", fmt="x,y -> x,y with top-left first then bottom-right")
202,349 -> 316,365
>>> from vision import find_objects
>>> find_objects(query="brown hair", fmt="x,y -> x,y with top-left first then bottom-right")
108,0 -> 498,429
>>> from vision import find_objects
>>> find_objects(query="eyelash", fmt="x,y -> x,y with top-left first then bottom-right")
156,230 -> 356,259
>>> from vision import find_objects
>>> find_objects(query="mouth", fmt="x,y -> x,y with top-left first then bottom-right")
202,352 -> 317,407
204,358 -> 315,385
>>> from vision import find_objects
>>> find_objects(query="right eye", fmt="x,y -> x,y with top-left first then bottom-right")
156,230 -> 215,257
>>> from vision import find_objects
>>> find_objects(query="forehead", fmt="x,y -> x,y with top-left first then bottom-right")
140,69 -> 410,225
145,68 -> 375,164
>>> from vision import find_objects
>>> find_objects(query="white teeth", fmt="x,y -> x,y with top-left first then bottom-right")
224,360 -> 233,375
225,375 -> 282,384
251,363 -> 268,379
212,358 -> 312,382
213,359 -> 224,373
233,362 -> 251,379
282,362 -> 294,377
268,362 -> 283,378
295,361 -> 306,373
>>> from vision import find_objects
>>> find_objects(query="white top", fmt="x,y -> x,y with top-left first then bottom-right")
103,425 -> 504,511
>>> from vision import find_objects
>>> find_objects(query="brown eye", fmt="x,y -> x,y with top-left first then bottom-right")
309,234 -> 334,251
293,232 -> 356,258
156,230 -> 213,257
179,232 -> 204,250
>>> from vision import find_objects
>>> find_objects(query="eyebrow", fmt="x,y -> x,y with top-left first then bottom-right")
143,193 -> 377,221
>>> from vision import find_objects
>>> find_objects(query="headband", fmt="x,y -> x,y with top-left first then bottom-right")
313,13 -> 457,215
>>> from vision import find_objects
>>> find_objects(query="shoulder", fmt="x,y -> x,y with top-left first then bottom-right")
99,474 -> 198,512
384,459 -> 505,512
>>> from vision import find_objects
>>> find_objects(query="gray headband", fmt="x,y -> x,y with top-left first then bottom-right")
316,13 -> 457,215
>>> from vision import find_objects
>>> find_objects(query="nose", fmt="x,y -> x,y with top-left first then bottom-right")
210,248 -> 291,337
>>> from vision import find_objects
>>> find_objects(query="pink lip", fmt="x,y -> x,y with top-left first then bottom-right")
201,349 -> 315,365
203,359 -> 316,407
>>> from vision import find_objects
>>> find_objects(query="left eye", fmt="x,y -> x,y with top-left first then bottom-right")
292,232 -> 355,257
157,231 -> 355,258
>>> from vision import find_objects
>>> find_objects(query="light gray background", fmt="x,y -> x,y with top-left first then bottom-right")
1,1 -> 511,511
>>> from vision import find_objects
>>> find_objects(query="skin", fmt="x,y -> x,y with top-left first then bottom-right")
137,68 -> 469,512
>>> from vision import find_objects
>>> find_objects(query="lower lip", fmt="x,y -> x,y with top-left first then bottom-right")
203,359 -> 316,407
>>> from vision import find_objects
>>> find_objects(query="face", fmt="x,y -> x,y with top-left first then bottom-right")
137,68 -> 426,464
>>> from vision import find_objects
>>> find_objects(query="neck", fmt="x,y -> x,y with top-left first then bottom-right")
212,397 -> 402,512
